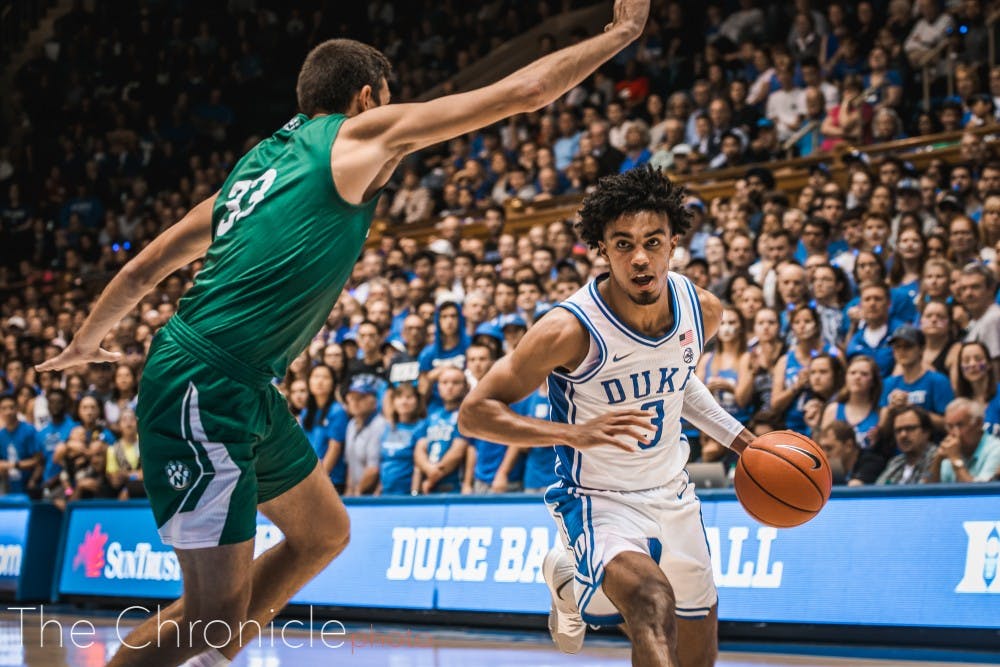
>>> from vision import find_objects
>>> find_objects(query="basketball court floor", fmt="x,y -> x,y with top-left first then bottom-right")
0,612 -> 993,666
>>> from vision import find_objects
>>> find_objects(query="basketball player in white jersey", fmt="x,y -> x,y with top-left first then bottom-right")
459,166 -> 756,667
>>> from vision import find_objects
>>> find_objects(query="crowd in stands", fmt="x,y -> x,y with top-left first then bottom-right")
2,0 -> 1000,502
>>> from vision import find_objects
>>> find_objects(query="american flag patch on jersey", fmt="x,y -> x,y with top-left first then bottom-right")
679,329 -> 694,346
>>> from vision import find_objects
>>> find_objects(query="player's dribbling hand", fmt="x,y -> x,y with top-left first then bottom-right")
568,410 -> 655,452
35,341 -> 122,372
606,0 -> 650,37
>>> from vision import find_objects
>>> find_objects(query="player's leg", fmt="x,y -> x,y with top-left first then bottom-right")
207,385 -> 349,658
214,462 -> 350,658
541,483 -> 588,652
676,605 -> 718,667
107,540 -> 255,667
603,550 -> 681,667
656,476 -> 719,667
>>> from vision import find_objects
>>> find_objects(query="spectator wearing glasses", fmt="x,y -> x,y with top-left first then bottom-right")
877,406 -> 938,485
926,398 -> 1000,483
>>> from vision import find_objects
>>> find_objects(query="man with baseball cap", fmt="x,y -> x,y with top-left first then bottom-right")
880,324 -> 954,432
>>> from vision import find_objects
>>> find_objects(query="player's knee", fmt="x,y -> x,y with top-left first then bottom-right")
297,512 -> 350,564
181,594 -> 249,649
621,579 -> 676,632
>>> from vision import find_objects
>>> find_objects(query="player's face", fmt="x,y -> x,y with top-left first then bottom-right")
599,212 -> 677,306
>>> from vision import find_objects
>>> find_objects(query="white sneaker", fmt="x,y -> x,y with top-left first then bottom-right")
542,546 -> 586,653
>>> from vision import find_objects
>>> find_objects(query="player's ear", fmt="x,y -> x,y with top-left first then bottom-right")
350,84 -> 376,115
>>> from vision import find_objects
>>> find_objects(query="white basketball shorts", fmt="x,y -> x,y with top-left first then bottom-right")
543,471 -> 717,626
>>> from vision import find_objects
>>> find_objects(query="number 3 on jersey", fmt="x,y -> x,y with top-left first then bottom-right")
217,168 -> 278,237
639,399 -> 664,449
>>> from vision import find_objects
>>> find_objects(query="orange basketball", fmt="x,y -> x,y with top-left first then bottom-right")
734,430 -> 832,528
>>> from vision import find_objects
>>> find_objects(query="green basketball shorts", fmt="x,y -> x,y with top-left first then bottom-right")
136,315 -> 318,549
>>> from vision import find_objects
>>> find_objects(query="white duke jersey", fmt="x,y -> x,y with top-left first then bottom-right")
547,272 -> 705,491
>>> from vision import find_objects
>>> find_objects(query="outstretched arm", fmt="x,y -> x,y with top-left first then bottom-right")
333,0 -> 649,203
37,193 -> 218,371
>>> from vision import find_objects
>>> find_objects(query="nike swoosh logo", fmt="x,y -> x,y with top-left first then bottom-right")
612,352 -> 635,362
777,444 -> 822,470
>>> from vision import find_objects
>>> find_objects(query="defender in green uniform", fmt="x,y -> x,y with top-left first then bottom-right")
140,112 -> 378,549
38,3 -> 650,665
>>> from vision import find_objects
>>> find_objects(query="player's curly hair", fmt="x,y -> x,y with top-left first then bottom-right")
576,166 -> 692,249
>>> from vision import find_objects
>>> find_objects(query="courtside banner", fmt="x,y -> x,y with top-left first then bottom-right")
0,503 -> 30,595
55,488 -> 1000,628
0,498 -> 61,600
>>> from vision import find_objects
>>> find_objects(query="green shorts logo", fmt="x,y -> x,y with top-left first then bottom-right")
165,461 -> 192,491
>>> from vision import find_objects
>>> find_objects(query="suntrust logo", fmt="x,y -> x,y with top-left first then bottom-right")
955,521 -> 1000,593
72,523 -> 180,581
72,524 -> 108,578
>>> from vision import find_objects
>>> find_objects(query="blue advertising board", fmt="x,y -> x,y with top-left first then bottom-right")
56,488 -> 1000,630
0,497 -> 61,600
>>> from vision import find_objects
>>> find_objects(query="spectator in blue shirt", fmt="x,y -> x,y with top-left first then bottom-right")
880,325 -> 954,432
34,389 -> 78,497
418,302 -> 469,409
464,343 -> 523,493
378,383 -> 424,496
847,282 -> 902,378
0,395 -> 40,496
414,367 -> 469,494
299,364 -> 349,494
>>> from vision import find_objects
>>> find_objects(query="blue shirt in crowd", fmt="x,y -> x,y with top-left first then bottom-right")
880,370 -> 955,416
379,420 -> 422,495
414,407 -> 464,492
0,421 -> 37,494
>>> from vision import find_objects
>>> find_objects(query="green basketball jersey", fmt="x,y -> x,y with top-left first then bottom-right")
176,113 -> 378,379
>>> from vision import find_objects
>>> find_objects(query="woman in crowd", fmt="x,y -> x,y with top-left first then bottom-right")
697,306 -> 753,460
287,378 -> 309,413
299,363 -> 348,494
888,225 -> 926,323
104,364 -> 138,428
378,383 -> 425,496
919,300 -> 960,374
811,263 -> 851,348
743,307 -> 785,414
772,306 -> 839,432
802,353 -> 846,437
917,256 -> 954,307
821,355 -> 882,450
951,342 -> 998,412
105,409 -> 143,500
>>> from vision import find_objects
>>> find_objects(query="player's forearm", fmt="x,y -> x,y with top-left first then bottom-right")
681,375 -> 750,453
71,264 -> 159,349
505,26 -> 638,112
459,398 -> 568,448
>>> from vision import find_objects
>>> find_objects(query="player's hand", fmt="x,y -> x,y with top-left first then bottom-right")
606,0 -> 649,37
35,341 -> 121,372
567,410 -> 654,452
